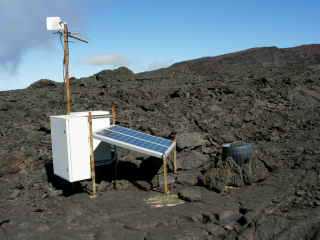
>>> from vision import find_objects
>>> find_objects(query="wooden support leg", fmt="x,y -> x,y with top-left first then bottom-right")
173,147 -> 177,174
173,137 -> 177,174
113,146 -> 118,190
163,156 -> 169,194
88,112 -> 96,198
112,103 -> 117,126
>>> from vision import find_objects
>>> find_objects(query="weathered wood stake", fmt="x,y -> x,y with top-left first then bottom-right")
112,103 -> 117,125
88,112 -> 96,198
63,23 -> 71,114
173,135 -> 177,174
163,156 -> 169,194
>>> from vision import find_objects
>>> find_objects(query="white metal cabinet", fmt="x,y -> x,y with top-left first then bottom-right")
50,111 -> 111,182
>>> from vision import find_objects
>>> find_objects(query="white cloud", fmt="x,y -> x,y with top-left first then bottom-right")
0,0 -> 88,73
84,54 -> 129,67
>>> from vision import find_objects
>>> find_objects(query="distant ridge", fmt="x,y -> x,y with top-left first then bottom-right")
26,44 -> 320,89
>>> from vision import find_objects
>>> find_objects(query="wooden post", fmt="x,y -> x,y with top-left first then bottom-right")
163,156 -> 169,194
112,103 -> 117,125
63,23 -> 71,114
173,135 -> 177,174
88,112 -> 96,198
113,146 -> 119,190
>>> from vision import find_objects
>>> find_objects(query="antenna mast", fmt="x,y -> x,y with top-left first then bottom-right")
63,23 -> 71,114
47,17 -> 88,114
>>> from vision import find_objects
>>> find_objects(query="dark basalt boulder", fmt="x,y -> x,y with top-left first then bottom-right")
175,151 -> 210,170
178,187 -> 202,202
95,66 -> 135,82
176,132 -> 206,149
28,79 -> 58,89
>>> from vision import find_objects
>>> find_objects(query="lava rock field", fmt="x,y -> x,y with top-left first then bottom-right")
0,44 -> 320,239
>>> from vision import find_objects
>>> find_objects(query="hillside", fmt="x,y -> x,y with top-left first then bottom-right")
0,44 -> 320,240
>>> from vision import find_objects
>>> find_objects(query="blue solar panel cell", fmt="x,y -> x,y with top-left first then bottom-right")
96,127 -> 171,156
93,125 -> 175,158
110,125 -> 172,147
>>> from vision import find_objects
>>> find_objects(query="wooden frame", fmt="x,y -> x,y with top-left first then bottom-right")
87,104 -> 177,197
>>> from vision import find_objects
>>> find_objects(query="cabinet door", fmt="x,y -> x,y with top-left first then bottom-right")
68,117 -> 91,182
51,117 -> 70,180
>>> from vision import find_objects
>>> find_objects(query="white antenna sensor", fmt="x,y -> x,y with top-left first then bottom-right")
46,17 -> 63,31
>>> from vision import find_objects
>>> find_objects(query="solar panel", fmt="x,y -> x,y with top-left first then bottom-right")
111,125 -> 172,147
93,125 -> 175,158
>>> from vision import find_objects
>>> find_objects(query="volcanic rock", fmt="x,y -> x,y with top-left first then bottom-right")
28,79 -> 58,89
1,44 -> 320,239
176,170 -> 201,186
178,187 -> 202,202
176,132 -> 206,149
8,189 -> 21,200
216,210 -> 242,226
176,151 -> 209,170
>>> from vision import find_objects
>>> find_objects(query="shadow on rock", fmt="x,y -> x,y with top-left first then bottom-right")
45,156 -> 163,196
45,162 -> 82,197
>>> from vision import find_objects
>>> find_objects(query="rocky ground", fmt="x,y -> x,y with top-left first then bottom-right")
0,44 -> 320,239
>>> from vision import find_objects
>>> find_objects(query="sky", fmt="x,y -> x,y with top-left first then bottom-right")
0,0 -> 319,91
